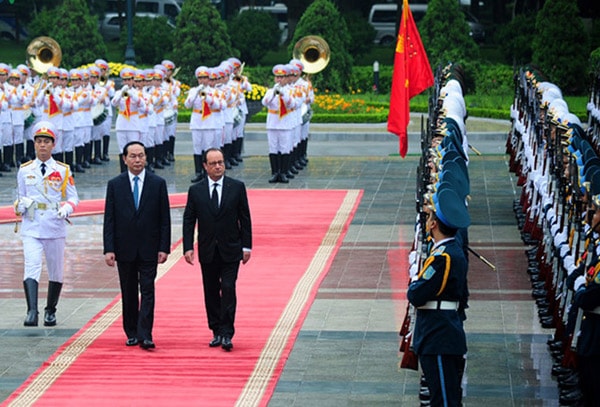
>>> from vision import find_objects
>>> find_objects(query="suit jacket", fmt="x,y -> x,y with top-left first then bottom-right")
103,171 -> 171,262
182,176 -> 252,264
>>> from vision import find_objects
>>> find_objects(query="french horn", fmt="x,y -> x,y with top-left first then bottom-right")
26,36 -> 62,75
292,35 -> 330,75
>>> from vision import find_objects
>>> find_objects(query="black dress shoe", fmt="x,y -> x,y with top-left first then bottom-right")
126,338 -> 139,346
221,337 -> 233,351
209,335 -> 222,347
140,339 -> 156,349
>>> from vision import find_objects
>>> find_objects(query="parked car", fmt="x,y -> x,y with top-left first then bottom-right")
368,3 -> 485,46
238,3 -> 288,45
0,16 -> 28,41
99,12 -> 175,41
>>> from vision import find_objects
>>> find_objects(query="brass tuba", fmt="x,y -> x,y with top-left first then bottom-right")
26,36 -> 62,75
292,35 -> 330,75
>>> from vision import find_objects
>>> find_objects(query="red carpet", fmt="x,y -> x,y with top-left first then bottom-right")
3,189 -> 362,407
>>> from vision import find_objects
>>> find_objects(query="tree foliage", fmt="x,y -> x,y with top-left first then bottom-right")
228,10 -> 280,66
418,0 -> 480,69
28,0 -> 107,68
343,11 -> 376,59
288,0 -> 353,93
496,12 -> 536,66
118,16 -> 175,65
532,0 -> 590,94
172,0 -> 233,86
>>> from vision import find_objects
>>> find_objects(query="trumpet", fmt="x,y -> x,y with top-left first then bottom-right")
274,84 -> 282,95
45,84 -> 53,95
121,85 -> 129,98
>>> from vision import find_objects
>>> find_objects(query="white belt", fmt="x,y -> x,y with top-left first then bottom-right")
418,301 -> 459,311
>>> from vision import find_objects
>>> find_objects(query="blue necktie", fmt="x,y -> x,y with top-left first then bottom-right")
133,176 -> 140,209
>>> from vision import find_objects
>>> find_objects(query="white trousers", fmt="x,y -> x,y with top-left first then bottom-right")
22,236 -> 65,282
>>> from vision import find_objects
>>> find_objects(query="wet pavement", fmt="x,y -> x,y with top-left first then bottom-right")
0,117 -> 562,406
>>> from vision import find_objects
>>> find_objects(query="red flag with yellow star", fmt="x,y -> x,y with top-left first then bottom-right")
278,95 -> 288,119
387,0 -> 433,157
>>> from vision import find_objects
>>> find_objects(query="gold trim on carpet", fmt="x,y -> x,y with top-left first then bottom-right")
235,189 -> 361,406
7,252 -> 183,407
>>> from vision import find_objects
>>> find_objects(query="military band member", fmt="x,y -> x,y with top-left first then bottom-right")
89,65 -> 109,165
0,63 -> 13,172
262,64 -> 297,183
59,68 -> 77,173
35,67 -> 66,164
229,57 -> 251,163
290,59 -> 314,168
185,66 -> 226,183
7,69 -> 30,166
95,59 -> 115,161
112,68 -> 147,173
17,64 -> 36,162
14,121 -> 79,327
161,59 -> 180,162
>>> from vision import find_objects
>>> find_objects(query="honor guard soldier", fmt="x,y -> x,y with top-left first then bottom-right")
14,121 -> 79,327
407,180 -> 470,407
60,69 -> 77,173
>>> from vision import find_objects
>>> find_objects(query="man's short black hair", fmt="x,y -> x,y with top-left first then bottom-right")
123,141 -> 146,157
203,148 -> 224,163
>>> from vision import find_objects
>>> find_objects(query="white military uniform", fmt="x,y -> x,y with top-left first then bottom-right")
16,157 -> 79,282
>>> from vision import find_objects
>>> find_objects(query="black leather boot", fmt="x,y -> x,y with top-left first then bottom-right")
44,281 -> 63,326
92,140 -> 103,164
74,147 -> 85,173
278,154 -> 289,183
101,135 -> 110,161
23,278 -> 39,327
282,153 -> 294,180
119,154 -> 127,173
268,153 -> 279,183
191,154 -> 204,183
65,151 -> 74,173
82,143 -> 92,168
26,139 -> 35,161
168,136 -> 175,161
15,143 -> 25,165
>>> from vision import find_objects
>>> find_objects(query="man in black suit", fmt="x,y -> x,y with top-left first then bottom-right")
103,141 -> 171,350
183,147 -> 252,351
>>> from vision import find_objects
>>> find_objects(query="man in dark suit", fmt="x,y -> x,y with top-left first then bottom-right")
183,147 -> 252,351
103,141 -> 171,350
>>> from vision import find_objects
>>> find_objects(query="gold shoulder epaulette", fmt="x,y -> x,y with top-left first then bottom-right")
20,160 -> 33,167
56,161 -> 69,168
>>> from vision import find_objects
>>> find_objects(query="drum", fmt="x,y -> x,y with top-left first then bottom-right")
24,109 -> 35,129
164,107 -> 176,125
233,107 -> 243,127
301,104 -> 313,125
92,104 -> 108,126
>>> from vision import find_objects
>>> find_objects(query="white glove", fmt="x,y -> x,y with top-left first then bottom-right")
15,197 -> 34,214
408,250 -> 417,265
57,203 -> 73,219
563,255 -> 575,273
574,275 -> 586,291
409,263 -> 419,280
559,244 -> 570,258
